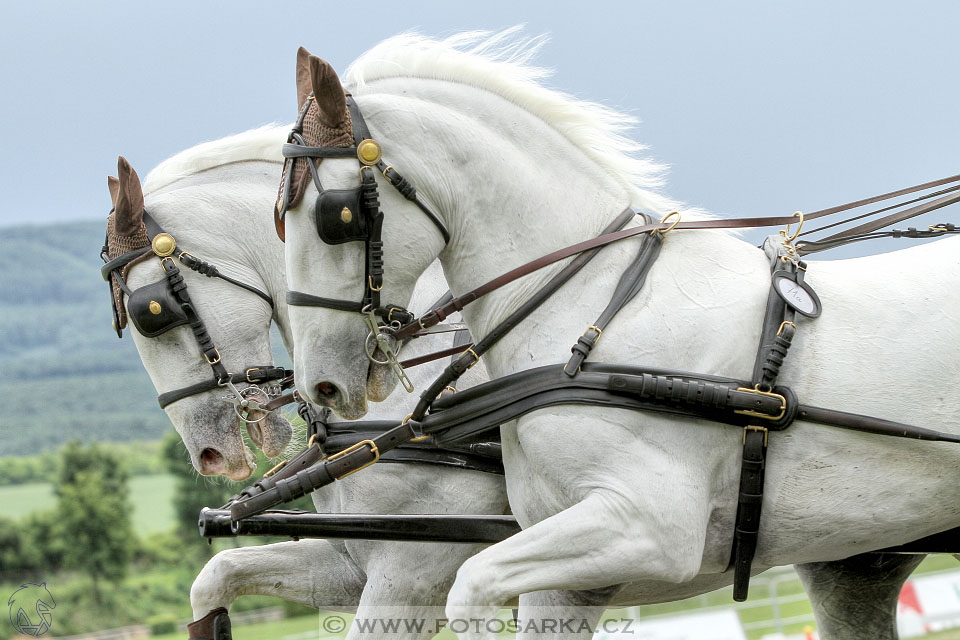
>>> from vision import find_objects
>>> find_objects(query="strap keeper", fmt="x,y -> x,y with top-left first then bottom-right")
743,425 -> 769,447
776,321 -> 796,337
328,439 -> 380,479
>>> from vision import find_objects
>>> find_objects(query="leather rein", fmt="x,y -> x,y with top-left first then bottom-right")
224,92 -> 960,603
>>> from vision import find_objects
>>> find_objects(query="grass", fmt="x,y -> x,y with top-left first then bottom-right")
0,473 -> 175,535
150,613 -> 321,640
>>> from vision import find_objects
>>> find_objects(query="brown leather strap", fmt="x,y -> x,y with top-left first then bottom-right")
399,343 -> 474,368
395,172 -> 960,340
187,608 -> 231,640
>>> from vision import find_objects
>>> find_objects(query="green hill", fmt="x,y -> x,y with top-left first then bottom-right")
0,220 -> 170,455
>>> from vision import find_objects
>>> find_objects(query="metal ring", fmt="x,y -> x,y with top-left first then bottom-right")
782,211 -> 804,244
655,211 -> 681,236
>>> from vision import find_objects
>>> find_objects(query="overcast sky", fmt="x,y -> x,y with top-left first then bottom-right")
2,1 -> 958,254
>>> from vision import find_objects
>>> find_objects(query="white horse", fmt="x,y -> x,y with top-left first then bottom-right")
103,135 -> 507,639
279,31 -> 957,638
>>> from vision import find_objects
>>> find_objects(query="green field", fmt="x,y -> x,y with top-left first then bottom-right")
0,473 -> 176,534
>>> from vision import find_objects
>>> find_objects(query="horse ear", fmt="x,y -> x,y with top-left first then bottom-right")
295,46 -> 313,108
308,55 -> 347,127
115,156 -> 144,236
107,176 -> 120,208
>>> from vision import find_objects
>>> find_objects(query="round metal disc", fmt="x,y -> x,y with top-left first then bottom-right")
357,139 -> 382,166
151,233 -> 176,257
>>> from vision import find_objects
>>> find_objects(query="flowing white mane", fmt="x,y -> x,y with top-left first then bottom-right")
144,125 -> 289,195
345,28 -> 704,217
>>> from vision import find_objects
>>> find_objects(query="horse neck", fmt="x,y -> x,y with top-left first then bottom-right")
362,80 -> 653,335
144,161 -> 294,351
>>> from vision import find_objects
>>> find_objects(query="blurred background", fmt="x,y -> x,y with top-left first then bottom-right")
1,2 -> 959,638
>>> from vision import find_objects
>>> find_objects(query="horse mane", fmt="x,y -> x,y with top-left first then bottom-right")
345,27 -> 707,217
144,125 -> 289,195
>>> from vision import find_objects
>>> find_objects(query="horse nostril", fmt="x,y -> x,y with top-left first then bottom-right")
199,447 -> 224,472
316,382 -> 338,399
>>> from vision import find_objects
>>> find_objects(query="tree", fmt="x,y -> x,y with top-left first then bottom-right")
161,432 -> 234,550
53,442 -> 135,604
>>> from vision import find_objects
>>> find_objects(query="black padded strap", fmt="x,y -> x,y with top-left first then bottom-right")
286,291 -> 364,312
229,420 -> 417,521
410,207 -> 640,422
732,427 -> 767,601
565,213 -> 661,375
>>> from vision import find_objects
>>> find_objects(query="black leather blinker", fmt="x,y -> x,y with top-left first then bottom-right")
315,187 -> 368,245
127,279 -> 190,337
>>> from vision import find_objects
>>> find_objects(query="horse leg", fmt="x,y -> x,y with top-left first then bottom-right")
445,487 -> 708,640
795,552 -> 924,640
190,539 -> 365,618
347,542 -> 489,640
515,587 -> 621,640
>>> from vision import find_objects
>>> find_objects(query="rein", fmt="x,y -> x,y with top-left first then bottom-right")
394,172 -> 960,340
227,92 -> 960,602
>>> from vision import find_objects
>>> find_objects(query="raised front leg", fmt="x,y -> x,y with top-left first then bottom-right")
796,552 -> 924,640
445,487 -> 710,640
190,539 -> 365,619
515,587 -> 621,640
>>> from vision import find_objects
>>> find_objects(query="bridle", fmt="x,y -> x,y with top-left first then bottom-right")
101,210 -> 292,420
277,93 -> 451,391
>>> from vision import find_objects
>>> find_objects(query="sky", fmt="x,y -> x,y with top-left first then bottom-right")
2,1 -> 958,255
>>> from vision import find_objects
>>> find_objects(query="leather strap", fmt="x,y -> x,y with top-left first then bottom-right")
187,608 -> 232,640
229,421 -> 416,521
157,367 -> 291,409
732,427 -> 767,601
395,172 -> 960,340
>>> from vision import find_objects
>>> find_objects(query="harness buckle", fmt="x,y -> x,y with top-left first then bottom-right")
368,275 -> 384,292
245,368 -> 262,383
734,387 -> 787,421
327,439 -> 380,479
776,321 -> 797,337
743,425 -> 769,447
205,349 -> 222,365
464,347 -> 481,369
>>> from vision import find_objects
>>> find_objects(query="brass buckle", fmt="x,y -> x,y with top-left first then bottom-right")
464,347 -> 480,369
328,439 -> 380,479
382,165 -> 395,184
368,275 -> 384,292
776,321 -> 797,337
404,412 -> 430,442
587,325 -> 603,341
262,459 -> 288,479
743,425 -> 769,447
734,387 -> 786,421
245,368 -> 262,383
205,349 -> 222,365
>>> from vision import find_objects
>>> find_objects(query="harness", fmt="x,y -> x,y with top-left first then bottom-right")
240,94 -> 960,600
278,95 -> 451,391
100,211 -> 292,417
